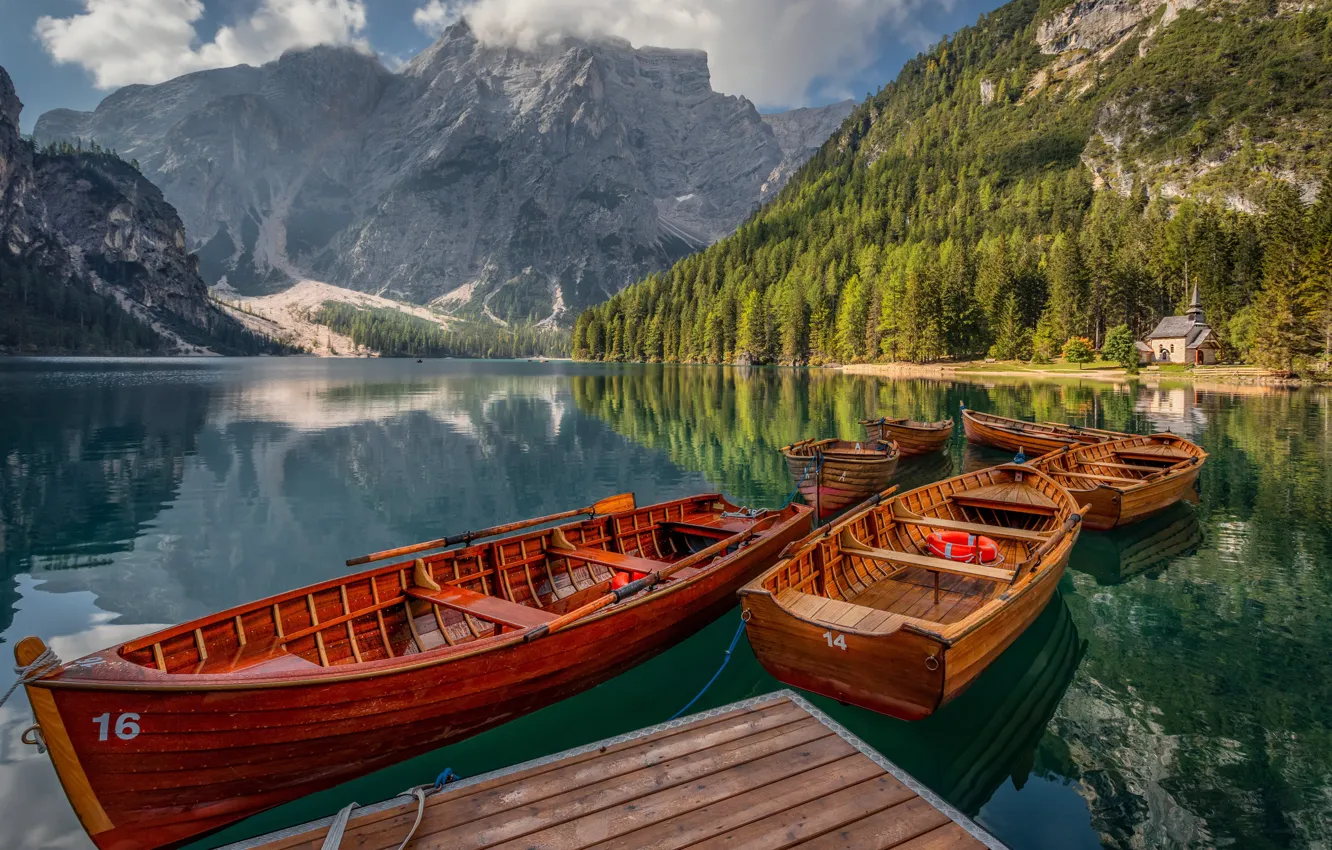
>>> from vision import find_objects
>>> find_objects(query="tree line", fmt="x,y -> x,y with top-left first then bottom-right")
572,0 -> 1332,373
312,302 -> 569,359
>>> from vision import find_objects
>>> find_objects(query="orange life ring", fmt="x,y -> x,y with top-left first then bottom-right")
610,571 -> 647,590
926,531 -> 1000,565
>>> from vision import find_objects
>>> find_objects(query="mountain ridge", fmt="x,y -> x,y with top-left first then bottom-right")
1,65 -> 283,355
35,27 -> 853,325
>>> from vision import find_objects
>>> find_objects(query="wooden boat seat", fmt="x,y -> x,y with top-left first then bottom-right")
889,504 -> 1051,542
839,529 -> 1016,583
950,482 -> 1058,517
1051,470 -> 1143,485
193,639 -> 321,675
406,585 -> 556,630
660,521 -> 734,540
1116,446 -> 1193,463
548,527 -> 667,574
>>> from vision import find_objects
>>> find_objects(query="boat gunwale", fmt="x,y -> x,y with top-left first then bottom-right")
962,409 -> 1127,444
32,499 -> 813,693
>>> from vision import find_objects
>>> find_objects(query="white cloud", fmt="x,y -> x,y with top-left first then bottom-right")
413,0 -> 460,37
411,0 -> 946,106
36,0 -> 369,89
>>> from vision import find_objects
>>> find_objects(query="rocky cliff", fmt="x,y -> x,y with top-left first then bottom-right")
35,25 -> 851,323
1,65 -> 278,355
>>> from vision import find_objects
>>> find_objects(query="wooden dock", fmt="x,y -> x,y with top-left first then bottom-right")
222,690 -> 1006,850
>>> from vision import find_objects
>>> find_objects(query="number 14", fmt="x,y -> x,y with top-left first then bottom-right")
823,631 -> 847,650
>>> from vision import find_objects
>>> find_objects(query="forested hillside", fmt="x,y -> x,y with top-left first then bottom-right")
312,303 -> 569,358
573,0 -> 1332,371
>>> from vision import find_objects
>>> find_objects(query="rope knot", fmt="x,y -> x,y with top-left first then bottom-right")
2,646 -> 62,713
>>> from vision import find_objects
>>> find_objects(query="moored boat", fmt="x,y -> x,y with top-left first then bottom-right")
960,406 -> 1129,455
781,437 -> 900,521
861,416 -> 954,456
11,493 -> 811,850
739,463 -> 1086,720
1032,432 -> 1206,530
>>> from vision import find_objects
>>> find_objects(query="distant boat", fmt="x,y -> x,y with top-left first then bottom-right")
781,437 -> 900,520
13,493 -> 811,850
861,416 -> 953,456
1032,433 -> 1206,530
741,462 -> 1085,720
960,406 -> 1129,455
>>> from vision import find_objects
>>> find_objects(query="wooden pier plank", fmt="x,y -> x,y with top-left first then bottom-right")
229,693 -> 998,850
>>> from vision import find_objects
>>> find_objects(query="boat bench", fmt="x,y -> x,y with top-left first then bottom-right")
406,585 -> 555,630
660,521 -> 734,540
950,495 -> 1057,517
839,530 -> 1016,584
193,639 -> 321,675
889,512 -> 1050,543
552,545 -> 665,575
546,528 -> 667,575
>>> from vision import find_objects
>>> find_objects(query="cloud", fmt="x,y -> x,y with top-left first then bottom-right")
411,0 -> 947,106
413,0 -> 460,37
36,0 -> 369,89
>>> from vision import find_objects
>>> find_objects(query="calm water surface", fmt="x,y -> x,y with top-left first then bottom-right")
1,359 -> 1329,849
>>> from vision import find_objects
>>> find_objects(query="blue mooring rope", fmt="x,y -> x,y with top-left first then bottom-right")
669,616 -> 748,721
781,453 -> 824,509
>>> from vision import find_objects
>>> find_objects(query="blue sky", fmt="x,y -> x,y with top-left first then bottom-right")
3,0 -> 1003,134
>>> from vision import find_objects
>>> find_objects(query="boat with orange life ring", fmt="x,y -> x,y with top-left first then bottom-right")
739,463 -> 1089,720
925,530 -> 1001,566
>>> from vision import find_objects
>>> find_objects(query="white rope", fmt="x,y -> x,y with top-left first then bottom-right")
319,787 -> 428,850
1,647 -> 62,710
319,802 -> 358,850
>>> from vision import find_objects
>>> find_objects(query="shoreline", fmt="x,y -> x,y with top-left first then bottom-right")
839,362 -> 1314,388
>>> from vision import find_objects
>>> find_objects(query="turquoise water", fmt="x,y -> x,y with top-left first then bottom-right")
0,359 -> 1328,849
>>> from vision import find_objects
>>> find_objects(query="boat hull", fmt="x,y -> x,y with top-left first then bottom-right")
741,527 -> 1072,720
862,419 -> 953,457
1058,462 -> 1202,530
783,453 -> 898,516
24,510 -> 811,850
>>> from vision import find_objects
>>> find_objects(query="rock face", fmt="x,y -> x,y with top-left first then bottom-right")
759,100 -> 856,199
1,64 -> 265,354
36,25 -> 850,323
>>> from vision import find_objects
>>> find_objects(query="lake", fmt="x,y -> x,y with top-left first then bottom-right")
1,359 -> 1329,850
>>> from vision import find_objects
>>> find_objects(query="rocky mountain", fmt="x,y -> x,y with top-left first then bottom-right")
576,0 -> 1332,366
1,65 -> 281,355
35,24 -> 852,325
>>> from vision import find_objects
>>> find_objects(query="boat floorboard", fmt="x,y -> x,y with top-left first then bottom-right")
224,691 -> 1003,850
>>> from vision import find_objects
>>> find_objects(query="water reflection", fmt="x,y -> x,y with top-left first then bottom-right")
0,361 -> 1329,850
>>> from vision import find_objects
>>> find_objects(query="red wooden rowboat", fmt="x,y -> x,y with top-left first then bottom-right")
12,492 -> 811,850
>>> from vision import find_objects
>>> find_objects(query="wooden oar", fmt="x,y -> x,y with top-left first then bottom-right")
345,492 -> 638,567
522,515 -> 779,643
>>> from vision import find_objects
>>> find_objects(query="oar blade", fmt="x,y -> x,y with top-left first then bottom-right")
592,492 -> 636,516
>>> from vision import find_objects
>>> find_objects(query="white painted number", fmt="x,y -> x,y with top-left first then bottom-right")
822,631 -> 848,651
93,712 -> 141,741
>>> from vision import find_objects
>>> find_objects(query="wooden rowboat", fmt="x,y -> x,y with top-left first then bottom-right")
739,464 -> 1086,720
13,493 -> 811,850
1032,433 -> 1206,531
781,437 -> 900,521
960,406 -> 1129,456
860,416 -> 954,456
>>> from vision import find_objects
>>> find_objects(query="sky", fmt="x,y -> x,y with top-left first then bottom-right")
1,0 -> 1003,134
